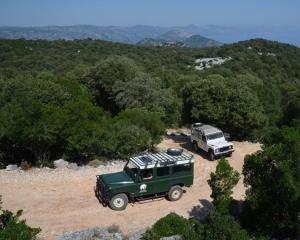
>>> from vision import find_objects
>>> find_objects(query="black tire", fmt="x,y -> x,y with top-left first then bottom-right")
168,185 -> 183,201
209,150 -> 215,161
167,148 -> 183,156
109,193 -> 128,211
193,142 -> 198,152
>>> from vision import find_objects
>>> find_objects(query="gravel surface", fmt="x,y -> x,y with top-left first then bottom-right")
0,136 -> 260,240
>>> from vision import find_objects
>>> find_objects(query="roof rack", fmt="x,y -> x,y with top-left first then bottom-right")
130,151 -> 194,169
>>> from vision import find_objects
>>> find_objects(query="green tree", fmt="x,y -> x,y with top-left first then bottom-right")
143,213 -> 199,240
182,75 -> 265,138
243,127 -> 300,238
200,211 -> 250,240
208,158 -> 240,213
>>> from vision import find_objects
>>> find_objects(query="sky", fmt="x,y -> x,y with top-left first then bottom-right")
0,0 -> 299,27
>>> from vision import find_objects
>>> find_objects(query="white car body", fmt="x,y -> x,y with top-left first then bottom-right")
190,123 -> 234,159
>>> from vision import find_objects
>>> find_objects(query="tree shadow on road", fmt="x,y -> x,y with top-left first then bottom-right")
188,199 -> 214,220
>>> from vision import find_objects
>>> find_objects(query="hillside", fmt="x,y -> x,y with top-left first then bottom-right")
0,38 -> 300,164
137,34 -> 222,48
1,38 -> 300,239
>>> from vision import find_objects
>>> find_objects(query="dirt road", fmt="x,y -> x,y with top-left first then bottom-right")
0,136 -> 260,239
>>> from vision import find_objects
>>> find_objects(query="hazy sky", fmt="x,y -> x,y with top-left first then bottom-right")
0,0 -> 299,27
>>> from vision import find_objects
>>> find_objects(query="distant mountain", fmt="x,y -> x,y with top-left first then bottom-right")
159,30 -> 193,42
0,24 -> 299,47
183,35 -> 222,48
0,25 -> 222,48
0,25 -> 168,43
136,38 -> 184,47
137,34 -> 222,48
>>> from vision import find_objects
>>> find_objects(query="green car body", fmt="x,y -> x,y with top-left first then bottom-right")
95,150 -> 194,210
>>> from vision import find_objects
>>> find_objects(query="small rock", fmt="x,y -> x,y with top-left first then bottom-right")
88,159 -> 104,168
67,163 -> 79,170
56,227 -> 123,240
160,235 -> 182,240
54,159 -> 69,169
6,164 -> 18,171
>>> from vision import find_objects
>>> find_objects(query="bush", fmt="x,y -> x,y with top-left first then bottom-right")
143,211 -> 251,240
208,158 -> 240,213
143,213 -> 199,240
242,127 -> 300,238
200,211 -> 251,240
182,75 -> 266,139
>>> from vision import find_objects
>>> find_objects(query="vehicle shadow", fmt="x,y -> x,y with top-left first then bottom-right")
188,199 -> 214,220
165,134 -> 211,161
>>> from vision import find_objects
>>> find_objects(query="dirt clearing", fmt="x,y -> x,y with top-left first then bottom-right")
0,136 -> 260,239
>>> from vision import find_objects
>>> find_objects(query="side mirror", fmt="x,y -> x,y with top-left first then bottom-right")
224,133 -> 231,141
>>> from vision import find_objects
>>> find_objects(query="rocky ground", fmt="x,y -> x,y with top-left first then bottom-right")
0,132 -> 261,240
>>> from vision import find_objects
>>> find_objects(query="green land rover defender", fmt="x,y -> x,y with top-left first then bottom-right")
95,148 -> 194,210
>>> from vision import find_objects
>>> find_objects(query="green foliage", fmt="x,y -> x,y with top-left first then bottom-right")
200,211 -> 251,240
116,108 -> 165,145
182,74 -> 266,138
143,213 -> 199,240
243,127 -> 300,238
208,158 -> 240,213
0,196 -> 41,240
1,37 -> 300,170
143,212 -> 251,240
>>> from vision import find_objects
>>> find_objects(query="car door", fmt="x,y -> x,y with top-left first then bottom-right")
153,166 -> 171,194
197,131 -> 207,151
135,168 -> 156,197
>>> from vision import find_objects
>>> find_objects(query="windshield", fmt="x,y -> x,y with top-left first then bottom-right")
207,132 -> 224,140
124,160 -> 139,178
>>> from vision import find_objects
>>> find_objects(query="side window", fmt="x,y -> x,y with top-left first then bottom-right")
141,169 -> 153,180
202,135 -> 206,142
157,167 -> 170,177
173,164 -> 192,174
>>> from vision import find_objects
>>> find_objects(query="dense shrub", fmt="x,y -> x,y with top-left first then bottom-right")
143,212 -> 251,240
208,158 -> 240,213
242,127 -> 300,238
143,213 -> 199,240
182,74 -> 266,139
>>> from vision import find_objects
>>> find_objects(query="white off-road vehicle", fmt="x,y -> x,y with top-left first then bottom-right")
190,123 -> 234,160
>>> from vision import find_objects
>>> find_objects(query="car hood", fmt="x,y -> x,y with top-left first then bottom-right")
101,171 -> 134,186
208,138 -> 232,148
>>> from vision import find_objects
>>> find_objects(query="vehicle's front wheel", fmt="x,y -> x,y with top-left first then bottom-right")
109,193 -> 128,211
168,185 -> 183,201
193,142 -> 198,152
209,150 -> 215,161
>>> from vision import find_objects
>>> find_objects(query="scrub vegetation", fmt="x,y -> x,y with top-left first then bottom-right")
1,38 -> 300,239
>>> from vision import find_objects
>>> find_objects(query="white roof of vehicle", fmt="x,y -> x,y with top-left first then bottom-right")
192,123 -> 222,135
130,151 -> 194,169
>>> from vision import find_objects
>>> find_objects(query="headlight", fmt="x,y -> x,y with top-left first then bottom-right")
215,149 -> 220,153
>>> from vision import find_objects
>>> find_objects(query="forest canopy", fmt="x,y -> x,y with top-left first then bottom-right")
0,38 -> 300,165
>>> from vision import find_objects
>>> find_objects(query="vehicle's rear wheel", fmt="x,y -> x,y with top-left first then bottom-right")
168,185 -> 183,201
193,142 -> 198,152
109,193 -> 128,211
209,150 -> 215,161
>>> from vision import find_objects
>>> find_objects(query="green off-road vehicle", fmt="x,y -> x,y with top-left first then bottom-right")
95,149 -> 194,210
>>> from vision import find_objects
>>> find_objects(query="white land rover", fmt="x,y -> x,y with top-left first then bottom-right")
190,123 -> 234,160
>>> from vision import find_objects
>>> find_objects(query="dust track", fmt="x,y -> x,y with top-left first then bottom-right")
0,136 -> 260,239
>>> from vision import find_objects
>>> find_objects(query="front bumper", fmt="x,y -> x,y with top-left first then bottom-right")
214,149 -> 234,156
95,175 -> 110,206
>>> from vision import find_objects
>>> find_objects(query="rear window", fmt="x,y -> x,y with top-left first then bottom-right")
173,164 -> 192,174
